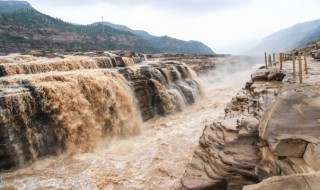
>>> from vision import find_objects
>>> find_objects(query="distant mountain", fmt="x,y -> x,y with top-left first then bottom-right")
0,0 -> 33,13
0,2 -> 157,53
98,22 -> 215,54
251,18 -> 320,54
100,22 -> 153,39
0,1 -> 214,54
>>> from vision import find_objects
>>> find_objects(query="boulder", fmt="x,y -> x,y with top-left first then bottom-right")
314,50 -> 320,59
251,68 -> 286,82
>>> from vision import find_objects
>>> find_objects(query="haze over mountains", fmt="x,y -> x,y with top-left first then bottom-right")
251,18 -> 320,54
0,0 -> 214,54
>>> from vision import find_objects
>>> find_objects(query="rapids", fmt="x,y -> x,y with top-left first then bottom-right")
0,56 -> 261,189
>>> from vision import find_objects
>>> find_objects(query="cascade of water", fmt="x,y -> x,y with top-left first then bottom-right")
0,55 -> 207,170
0,69 -> 141,169
0,58 -> 117,77
122,57 -> 135,66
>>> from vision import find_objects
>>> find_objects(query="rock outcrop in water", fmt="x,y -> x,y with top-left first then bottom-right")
182,58 -> 320,190
0,51 -> 209,170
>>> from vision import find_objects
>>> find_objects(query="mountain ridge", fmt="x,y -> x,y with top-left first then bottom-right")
98,21 -> 214,54
0,0 -> 33,13
0,1 -> 214,54
250,18 -> 320,54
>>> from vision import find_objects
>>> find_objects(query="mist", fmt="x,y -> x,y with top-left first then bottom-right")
199,56 -> 263,89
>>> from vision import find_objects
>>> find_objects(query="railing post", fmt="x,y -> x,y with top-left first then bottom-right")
280,53 -> 283,70
273,53 -> 276,66
269,54 -> 272,67
304,53 -> 308,74
265,52 -> 268,69
292,52 -> 296,78
298,52 -> 303,84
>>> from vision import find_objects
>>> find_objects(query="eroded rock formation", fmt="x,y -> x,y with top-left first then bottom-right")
182,58 -> 320,190
181,67 -> 284,189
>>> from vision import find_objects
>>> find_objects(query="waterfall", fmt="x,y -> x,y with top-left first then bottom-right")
0,69 -> 141,169
0,54 -> 205,170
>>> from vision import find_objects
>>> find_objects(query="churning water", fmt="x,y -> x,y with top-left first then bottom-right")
0,57 -> 262,190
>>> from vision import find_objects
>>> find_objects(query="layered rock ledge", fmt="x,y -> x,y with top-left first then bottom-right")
182,57 -> 320,190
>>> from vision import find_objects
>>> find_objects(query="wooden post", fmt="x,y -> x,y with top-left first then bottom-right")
298,52 -> 303,84
304,54 -> 308,74
280,53 -> 283,70
292,52 -> 296,78
273,53 -> 276,66
264,52 -> 267,68
269,54 -> 272,67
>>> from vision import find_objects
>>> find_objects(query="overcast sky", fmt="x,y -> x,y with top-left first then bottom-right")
28,0 -> 320,54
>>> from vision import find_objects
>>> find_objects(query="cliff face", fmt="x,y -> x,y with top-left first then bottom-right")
182,56 -> 320,189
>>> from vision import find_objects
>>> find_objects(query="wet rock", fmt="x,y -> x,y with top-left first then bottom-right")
251,68 -> 286,82
251,69 -> 270,81
245,80 -> 253,89
120,61 -> 203,121
267,69 -> 286,81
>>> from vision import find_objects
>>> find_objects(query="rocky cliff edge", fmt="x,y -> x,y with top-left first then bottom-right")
181,56 -> 320,189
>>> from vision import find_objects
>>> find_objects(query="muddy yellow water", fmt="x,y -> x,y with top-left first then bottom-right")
0,61 -> 260,190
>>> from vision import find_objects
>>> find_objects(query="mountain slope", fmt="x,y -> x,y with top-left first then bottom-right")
98,21 -> 215,54
0,1 -> 215,54
251,18 -> 320,54
0,7 -> 158,53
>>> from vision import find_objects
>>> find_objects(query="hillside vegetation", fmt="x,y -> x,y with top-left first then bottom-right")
0,1 -> 214,54
99,21 -> 214,54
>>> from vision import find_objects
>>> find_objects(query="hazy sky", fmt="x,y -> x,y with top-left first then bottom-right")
28,0 -> 320,54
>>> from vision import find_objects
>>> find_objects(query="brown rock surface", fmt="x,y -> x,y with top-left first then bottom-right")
304,144 -> 320,171
181,68 -> 284,189
243,172 -> 320,190
182,57 -> 320,189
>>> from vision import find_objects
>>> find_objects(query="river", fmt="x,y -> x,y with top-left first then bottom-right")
0,57 -> 261,190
